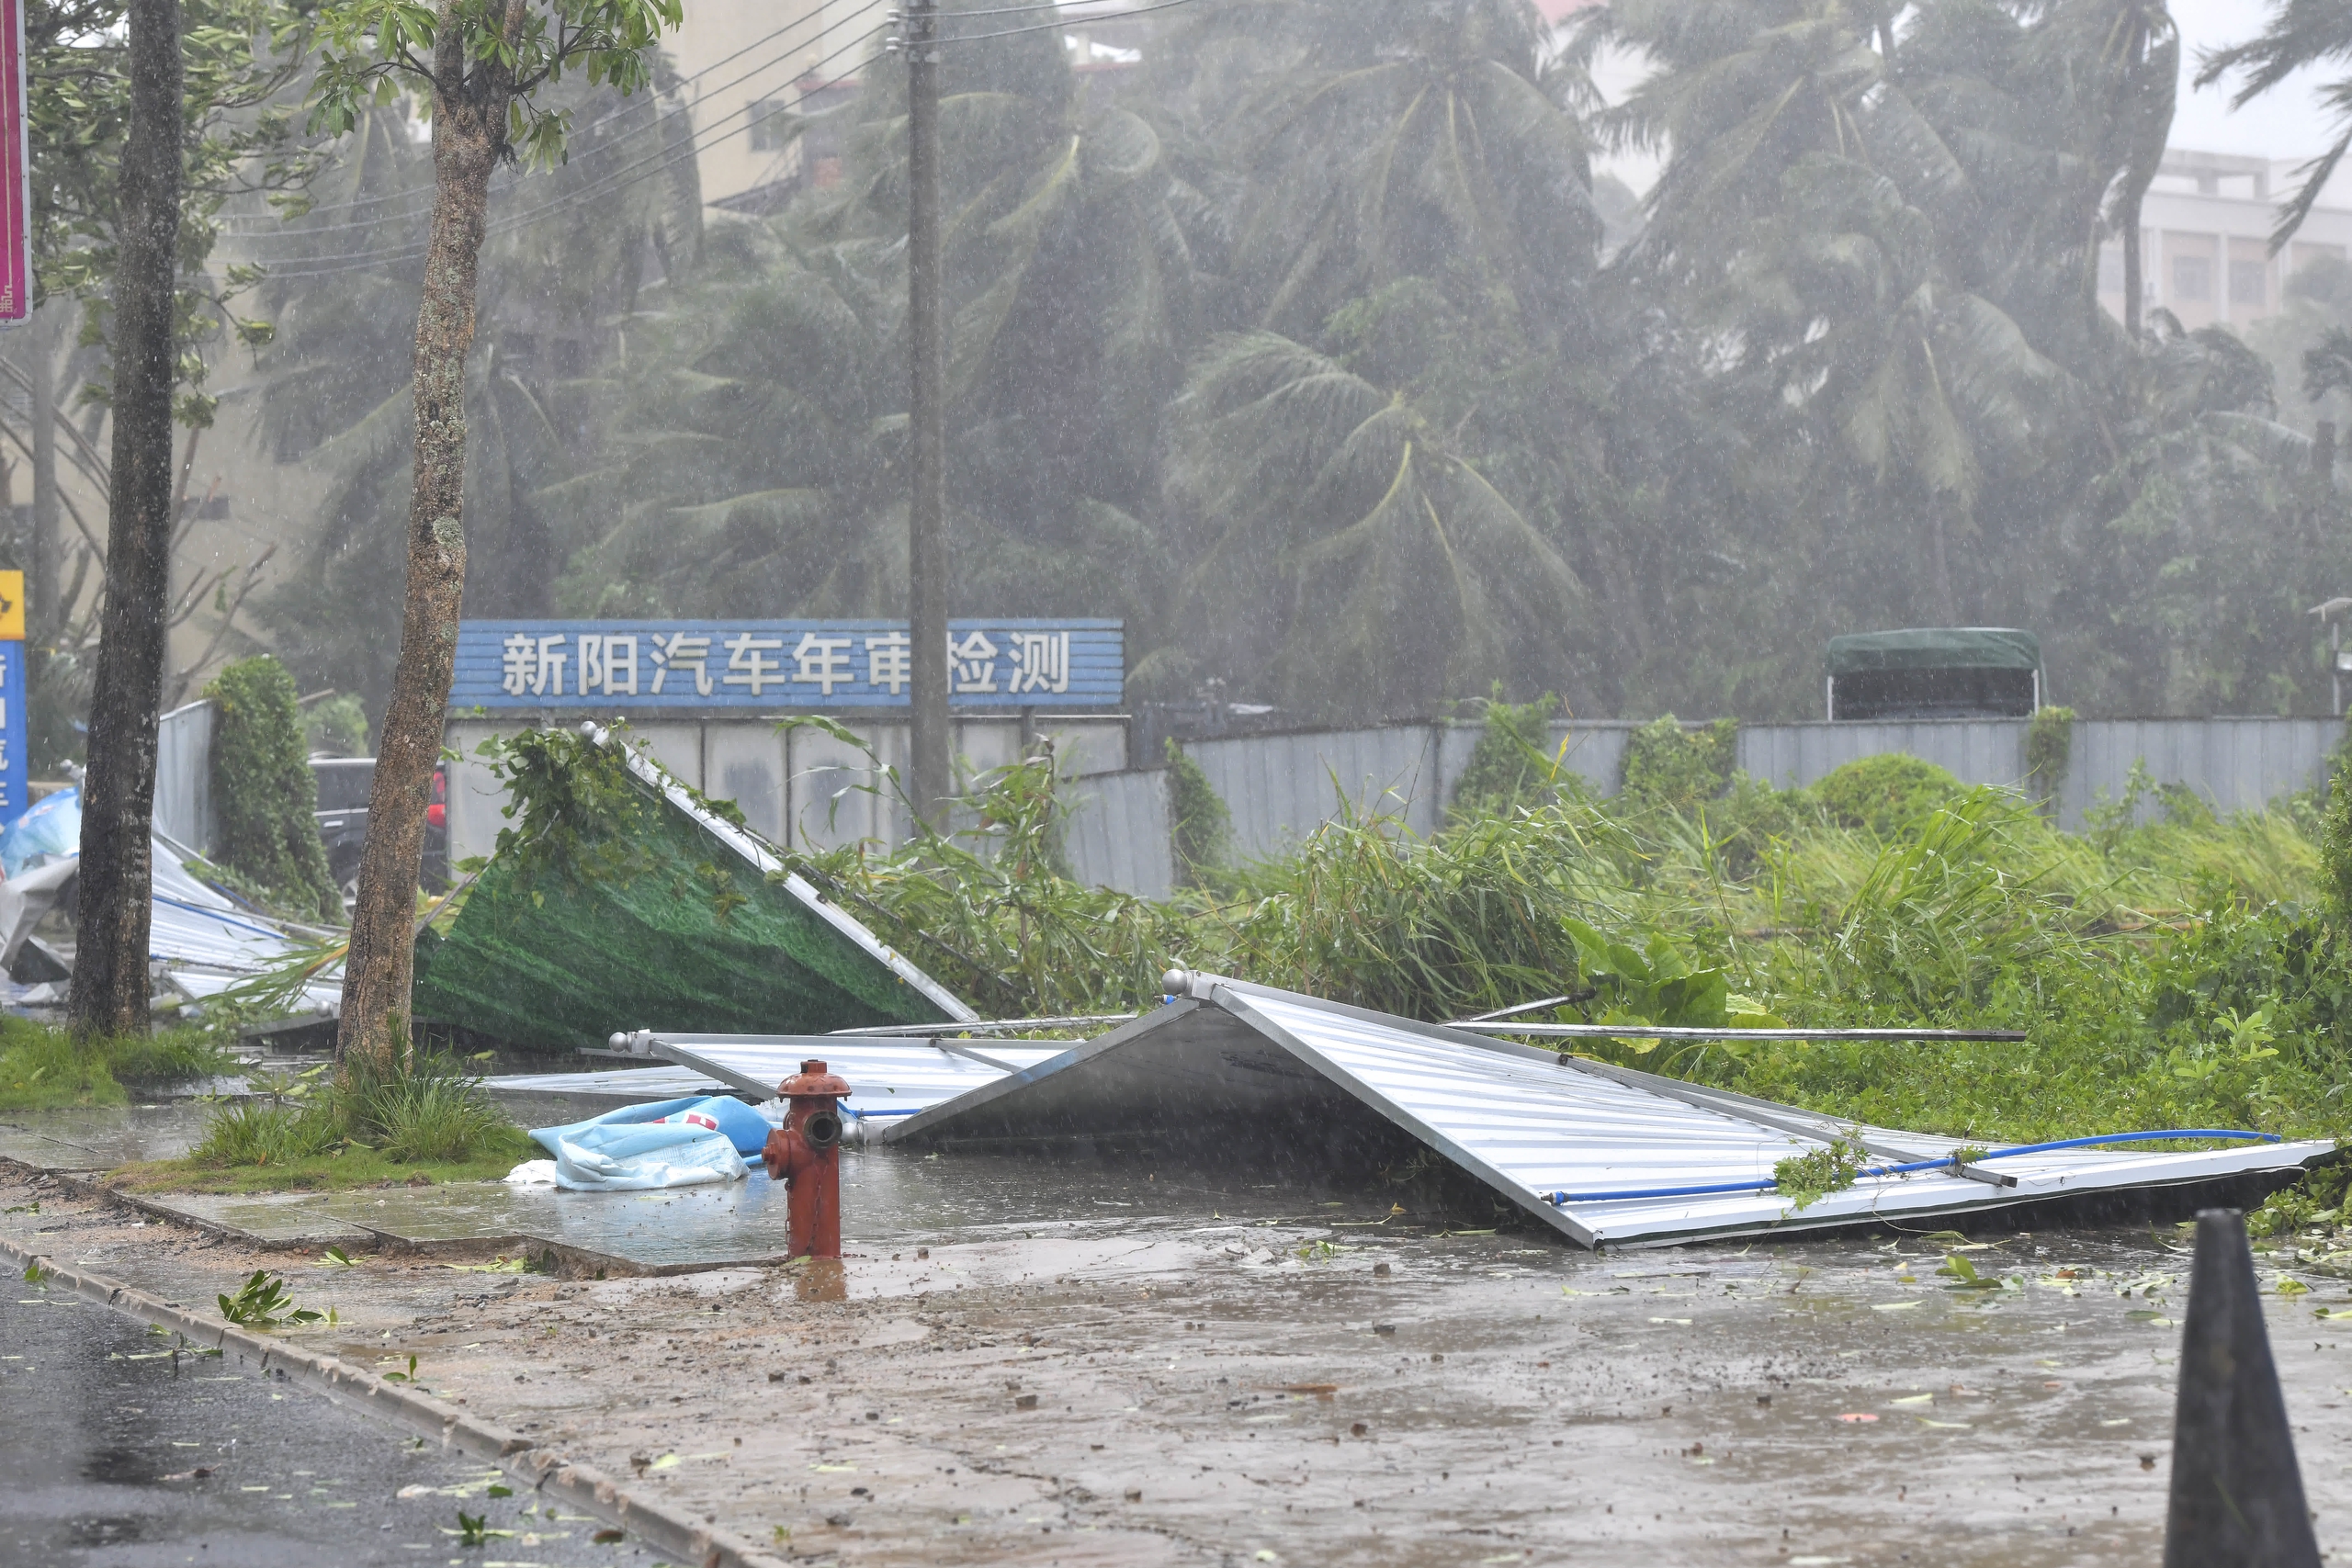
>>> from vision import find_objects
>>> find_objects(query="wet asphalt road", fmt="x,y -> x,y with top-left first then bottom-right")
0,1292 -> 645,1567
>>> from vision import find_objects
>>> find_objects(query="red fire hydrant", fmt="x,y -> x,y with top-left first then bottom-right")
763,1059 -> 850,1258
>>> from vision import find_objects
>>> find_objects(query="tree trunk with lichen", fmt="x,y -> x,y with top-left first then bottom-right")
68,0 -> 181,1038
335,14 -> 515,1069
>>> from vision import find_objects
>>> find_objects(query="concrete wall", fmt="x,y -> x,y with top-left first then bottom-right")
440,715 -> 1130,871
434,712 -> 2342,896
1062,768 -> 1174,900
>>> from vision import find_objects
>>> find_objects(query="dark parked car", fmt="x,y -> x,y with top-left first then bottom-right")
311,756 -> 449,897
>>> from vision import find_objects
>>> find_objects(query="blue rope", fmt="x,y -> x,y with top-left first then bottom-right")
1543,1129 -> 2283,1206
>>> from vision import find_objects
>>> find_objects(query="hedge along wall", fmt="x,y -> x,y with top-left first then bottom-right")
206,656 -> 339,919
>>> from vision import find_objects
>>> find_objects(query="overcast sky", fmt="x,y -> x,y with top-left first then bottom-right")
1585,4 -> 2345,196
2173,0 -> 2335,161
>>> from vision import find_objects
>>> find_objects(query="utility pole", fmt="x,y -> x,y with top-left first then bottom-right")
904,0 -> 951,830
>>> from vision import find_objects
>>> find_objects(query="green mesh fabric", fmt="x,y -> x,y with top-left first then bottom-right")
412,795 -> 955,1052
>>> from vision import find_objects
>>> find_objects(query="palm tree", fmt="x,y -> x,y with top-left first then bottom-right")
1170,0 -> 1600,337
2198,0 -> 2352,250
582,6 -> 1206,637
1164,331 -> 1589,720
249,84 -> 702,712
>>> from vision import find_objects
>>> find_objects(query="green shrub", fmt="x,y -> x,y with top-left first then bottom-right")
206,657 -> 339,921
370,1069 -> 519,1164
1164,739 -> 1233,888
195,1100 -> 334,1166
1812,754 -> 1970,839
1621,716 -> 1737,811
2326,729 -> 2352,928
302,693 -> 370,757
2026,705 -> 2075,803
1448,688 -> 1561,819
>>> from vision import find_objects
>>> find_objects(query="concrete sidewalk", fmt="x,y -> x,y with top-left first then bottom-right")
10,1145 -> 2352,1565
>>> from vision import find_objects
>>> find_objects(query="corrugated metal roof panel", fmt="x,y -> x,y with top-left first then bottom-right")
644,1033 -> 1069,1122
487,1064 -> 724,1098
886,974 -> 2331,1248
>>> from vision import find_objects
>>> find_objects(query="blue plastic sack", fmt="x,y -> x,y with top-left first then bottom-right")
2,787 -> 79,879
514,1094 -> 776,1190
530,1094 -> 773,1159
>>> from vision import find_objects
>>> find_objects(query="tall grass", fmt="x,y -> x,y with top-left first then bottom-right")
191,1052 -> 527,1170
0,1018 -> 237,1111
786,725 -> 2352,1146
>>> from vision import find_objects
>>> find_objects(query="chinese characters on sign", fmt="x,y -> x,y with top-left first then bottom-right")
454,621 -> 1121,711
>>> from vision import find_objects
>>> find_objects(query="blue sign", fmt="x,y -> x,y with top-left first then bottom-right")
0,633 -> 21,821
450,620 -> 1124,712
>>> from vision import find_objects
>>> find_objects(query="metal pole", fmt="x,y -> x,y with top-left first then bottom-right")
2335,622 -> 2342,718
905,0 -> 951,831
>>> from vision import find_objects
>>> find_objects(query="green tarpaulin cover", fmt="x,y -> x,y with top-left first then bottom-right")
1826,627 -> 2041,676
413,750 -> 961,1053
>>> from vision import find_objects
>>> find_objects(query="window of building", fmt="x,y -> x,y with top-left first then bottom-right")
2172,254 -> 2211,301
2230,259 -> 2267,308
749,96 -> 795,152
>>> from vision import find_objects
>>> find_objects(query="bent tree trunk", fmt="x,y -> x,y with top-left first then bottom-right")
335,52 -> 507,1070
69,0 -> 182,1038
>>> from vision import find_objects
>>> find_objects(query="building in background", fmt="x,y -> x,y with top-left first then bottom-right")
675,0 -> 1151,217
2098,150 -> 2352,330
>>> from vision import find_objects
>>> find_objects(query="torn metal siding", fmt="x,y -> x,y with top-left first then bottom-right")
486,1065 -> 725,1099
639,1034 -> 1070,1123
885,974 -> 2333,1248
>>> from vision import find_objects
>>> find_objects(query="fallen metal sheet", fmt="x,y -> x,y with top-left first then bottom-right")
485,1064 -> 725,1099
884,972 -> 2333,1248
639,1034 -> 1069,1126
586,724 -> 978,1024
148,837 -> 344,1018
414,728 -> 977,1049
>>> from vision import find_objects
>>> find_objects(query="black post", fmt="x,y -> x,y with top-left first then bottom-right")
2163,1208 -> 2321,1568
905,0 -> 950,831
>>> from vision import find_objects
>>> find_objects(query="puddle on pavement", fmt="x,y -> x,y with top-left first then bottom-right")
0,1101 -> 212,1171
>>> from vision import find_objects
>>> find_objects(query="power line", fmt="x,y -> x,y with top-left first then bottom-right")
249,20 -> 888,278
241,0 -> 1188,276
932,0 -> 1202,44
223,1 -> 860,236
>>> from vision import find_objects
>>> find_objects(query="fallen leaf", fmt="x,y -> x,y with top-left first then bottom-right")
1837,1413 -> 1879,1423
1871,1302 -> 1922,1312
